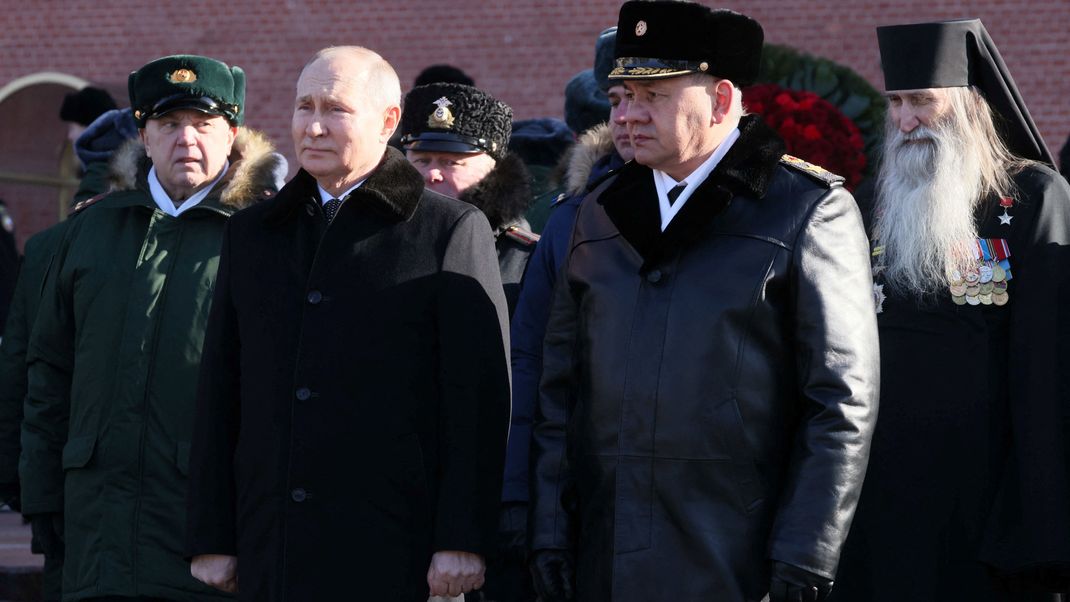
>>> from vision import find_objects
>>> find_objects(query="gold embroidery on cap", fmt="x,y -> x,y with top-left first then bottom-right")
168,69 -> 197,84
428,97 -> 455,129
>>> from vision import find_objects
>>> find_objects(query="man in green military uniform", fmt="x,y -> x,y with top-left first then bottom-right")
19,54 -> 284,602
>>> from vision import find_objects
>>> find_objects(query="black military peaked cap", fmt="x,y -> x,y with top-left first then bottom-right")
399,83 -> 513,160
610,0 -> 763,85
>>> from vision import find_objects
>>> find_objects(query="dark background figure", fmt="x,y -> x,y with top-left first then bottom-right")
0,201 -> 17,337
59,86 -> 117,144
414,64 -> 475,88
505,28 -> 627,602
399,81 -> 537,602
508,118 -> 573,233
0,220 -> 68,602
71,108 -> 138,204
400,82 -> 536,316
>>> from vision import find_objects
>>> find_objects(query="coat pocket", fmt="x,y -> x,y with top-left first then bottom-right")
175,441 -> 191,477
711,399 -> 765,513
61,435 -> 96,471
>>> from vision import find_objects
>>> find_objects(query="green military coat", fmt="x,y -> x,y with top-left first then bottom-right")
20,129 -> 281,601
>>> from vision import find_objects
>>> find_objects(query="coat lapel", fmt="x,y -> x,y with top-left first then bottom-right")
598,115 -> 786,270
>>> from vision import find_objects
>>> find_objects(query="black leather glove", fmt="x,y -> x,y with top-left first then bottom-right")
769,561 -> 834,602
529,549 -> 575,602
498,502 -> 528,561
29,513 -> 63,557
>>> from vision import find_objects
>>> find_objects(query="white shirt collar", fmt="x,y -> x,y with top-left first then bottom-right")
652,127 -> 741,231
317,180 -> 365,205
147,160 -> 229,217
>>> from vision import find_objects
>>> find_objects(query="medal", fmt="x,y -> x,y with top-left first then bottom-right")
998,197 -> 1014,226
873,283 -> 886,314
979,282 -> 994,295
952,295 -> 967,306
979,263 -> 993,283
965,267 -> 980,284
992,291 -> 1009,306
966,285 -> 980,297
949,283 -> 967,296
992,264 -> 1006,282
979,293 -> 993,305
993,280 -> 1008,292
966,295 -> 981,306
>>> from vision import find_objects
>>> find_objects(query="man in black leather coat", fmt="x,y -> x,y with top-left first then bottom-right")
528,3 -> 880,601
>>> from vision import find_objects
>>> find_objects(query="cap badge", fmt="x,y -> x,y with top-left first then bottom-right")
168,69 -> 197,84
428,97 -> 455,129
635,20 -> 648,36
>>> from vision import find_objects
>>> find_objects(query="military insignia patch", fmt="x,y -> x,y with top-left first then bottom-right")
779,154 -> 845,187
504,225 -> 540,246
168,68 -> 197,84
428,97 -> 455,129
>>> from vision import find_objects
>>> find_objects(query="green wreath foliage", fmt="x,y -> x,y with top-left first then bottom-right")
757,43 -> 886,178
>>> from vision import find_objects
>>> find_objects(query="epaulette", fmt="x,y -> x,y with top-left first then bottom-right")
70,192 -> 109,215
504,225 -> 540,246
779,154 -> 844,187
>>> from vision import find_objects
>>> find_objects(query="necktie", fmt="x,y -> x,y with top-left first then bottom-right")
667,183 -> 687,206
323,197 -> 343,223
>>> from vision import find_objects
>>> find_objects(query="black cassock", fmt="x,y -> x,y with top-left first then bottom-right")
832,164 -> 1070,602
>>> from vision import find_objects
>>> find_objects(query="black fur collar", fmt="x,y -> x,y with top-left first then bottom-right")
265,147 -> 424,223
598,114 -> 785,270
457,153 -> 533,231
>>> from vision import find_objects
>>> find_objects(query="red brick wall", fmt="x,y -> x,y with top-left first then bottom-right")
2,0 -> 1068,242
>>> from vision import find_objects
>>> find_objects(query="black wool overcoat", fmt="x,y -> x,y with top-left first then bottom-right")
186,148 -> 511,602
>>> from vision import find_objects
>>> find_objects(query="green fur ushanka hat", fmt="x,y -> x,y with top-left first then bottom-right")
128,54 -> 245,127
399,83 -> 513,161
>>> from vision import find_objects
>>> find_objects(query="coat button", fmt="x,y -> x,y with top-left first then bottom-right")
291,488 -> 307,502
305,203 -> 316,217
295,387 -> 311,401
307,290 -> 323,304
646,269 -> 663,283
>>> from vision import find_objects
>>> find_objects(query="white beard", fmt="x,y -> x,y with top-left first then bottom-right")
873,119 -> 985,296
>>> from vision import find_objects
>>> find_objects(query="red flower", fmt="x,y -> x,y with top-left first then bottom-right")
742,83 -> 866,190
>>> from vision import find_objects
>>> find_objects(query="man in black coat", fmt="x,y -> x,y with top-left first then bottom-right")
528,3 -> 879,602
399,82 -> 536,602
399,82 -> 537,317
829,19 -> 1070,602
186,46 -> 511,602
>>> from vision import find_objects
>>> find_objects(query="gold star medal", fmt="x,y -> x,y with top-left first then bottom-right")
168,68 -> 197,84
428,97 -> 455,129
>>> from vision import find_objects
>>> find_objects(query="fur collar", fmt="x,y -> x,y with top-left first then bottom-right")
457,153 -> 533,231
564,124 -> 616,196
108,127 -> 280,210
597,114 -> 785,270
264,147 -> 426,224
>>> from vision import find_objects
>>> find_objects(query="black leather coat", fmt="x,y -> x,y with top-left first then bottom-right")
530,116 -> 880,601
